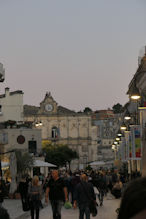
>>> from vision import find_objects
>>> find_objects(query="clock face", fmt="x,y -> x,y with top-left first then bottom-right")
45,104 -> 53,112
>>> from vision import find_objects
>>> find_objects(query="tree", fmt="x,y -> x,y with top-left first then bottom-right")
42,143 -> 78,169
112,103 -> 124,114
15,150 -> 34,178
83,107 -> 92,114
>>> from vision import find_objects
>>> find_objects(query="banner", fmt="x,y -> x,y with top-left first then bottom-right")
125,131 -> 130,160
129,131 -> 132,159
130,125 -> 142,160
121,137 -> 126,162
124,131 -> 133,160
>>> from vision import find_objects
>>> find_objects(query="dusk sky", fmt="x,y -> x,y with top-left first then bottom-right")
0,0 -> 146,111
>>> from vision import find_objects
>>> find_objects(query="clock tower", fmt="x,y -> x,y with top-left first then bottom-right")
39,92 -> 58,114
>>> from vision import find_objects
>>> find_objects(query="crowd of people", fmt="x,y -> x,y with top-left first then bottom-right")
18,169 -> 127,219
0,168 -> 145,219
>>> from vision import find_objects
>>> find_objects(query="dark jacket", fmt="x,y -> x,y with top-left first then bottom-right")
0,180 -> 5,203
74,181 -> 96,206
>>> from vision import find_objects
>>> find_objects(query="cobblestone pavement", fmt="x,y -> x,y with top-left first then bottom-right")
3,193 -> 120,219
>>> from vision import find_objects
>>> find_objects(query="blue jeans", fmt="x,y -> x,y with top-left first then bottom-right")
50,200 -> 63,219
79,204 -> 90,219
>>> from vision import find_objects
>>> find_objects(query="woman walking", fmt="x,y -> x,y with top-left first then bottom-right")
28,175 -> 42,219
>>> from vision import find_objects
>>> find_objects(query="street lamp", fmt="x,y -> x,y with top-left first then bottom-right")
117,129 -> 122,137
114,141 -> 118,145
130,84 -> 141,125
124,110 -> 131,121
129,80 -> 141,100
35,121 -> 43,127
120,123 -> 127,131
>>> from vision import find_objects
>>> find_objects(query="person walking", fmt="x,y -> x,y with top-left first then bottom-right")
19,176 -> 30,211
45,170 -> 68,219
111,178 -> 123,199
0,178 -> 5,207
73,174 -> 96,219
28,175 -> 42,219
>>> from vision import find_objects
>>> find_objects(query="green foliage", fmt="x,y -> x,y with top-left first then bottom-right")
43,143 -> 79,168
83,107 -> 92,113
112,103 -> 124,114
15,150 -> 34,176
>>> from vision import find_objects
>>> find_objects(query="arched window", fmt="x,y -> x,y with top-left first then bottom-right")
52,127 -> 60,139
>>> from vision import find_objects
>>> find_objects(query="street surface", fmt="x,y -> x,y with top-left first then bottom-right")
27,193 -> 120,219
3,193 -> 120,219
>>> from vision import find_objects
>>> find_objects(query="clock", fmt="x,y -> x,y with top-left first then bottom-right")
17,135 -> 25,144
45,103 -> 53,112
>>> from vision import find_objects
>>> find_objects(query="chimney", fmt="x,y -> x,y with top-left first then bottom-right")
5,87 -> 10,96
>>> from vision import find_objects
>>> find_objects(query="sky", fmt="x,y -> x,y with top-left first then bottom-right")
0,0 -> 146,112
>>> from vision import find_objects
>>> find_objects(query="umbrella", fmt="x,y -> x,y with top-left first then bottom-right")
90,161 -> 106,166
33,160 -> 56,167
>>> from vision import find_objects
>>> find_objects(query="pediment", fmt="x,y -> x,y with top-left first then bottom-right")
39,92 -> 58,114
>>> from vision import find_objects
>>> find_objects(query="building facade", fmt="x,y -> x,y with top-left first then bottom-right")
0,87 -> 23,122
0,88 -> 42,167
92,111 -> 122,163
24,92 -> 98,170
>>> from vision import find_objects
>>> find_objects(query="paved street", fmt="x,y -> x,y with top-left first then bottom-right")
2,193 -> 120,219
27,193 -> 120,219
28,199 -> 120,219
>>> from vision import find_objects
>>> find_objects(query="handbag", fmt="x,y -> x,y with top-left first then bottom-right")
64,201 -> 72,209
80,182 -> 98,217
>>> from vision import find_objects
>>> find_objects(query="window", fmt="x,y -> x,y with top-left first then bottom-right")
52,127 -> 59,139
28,140 -> 37,155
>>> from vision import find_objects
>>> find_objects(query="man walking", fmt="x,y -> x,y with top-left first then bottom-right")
74,174 -> 96,219
45,170 -> 68,219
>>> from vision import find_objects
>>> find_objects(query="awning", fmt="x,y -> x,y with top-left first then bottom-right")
33,160 -> 56,167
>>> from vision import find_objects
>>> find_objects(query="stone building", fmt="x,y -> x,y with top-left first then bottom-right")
0,87 -> 23,122
24,92 -> 98,170
0,88 -> 42,164
127,51 -> 146,176
92,111 -> 122,163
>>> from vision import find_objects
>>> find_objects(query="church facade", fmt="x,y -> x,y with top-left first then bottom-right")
24,92 -> 98,170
